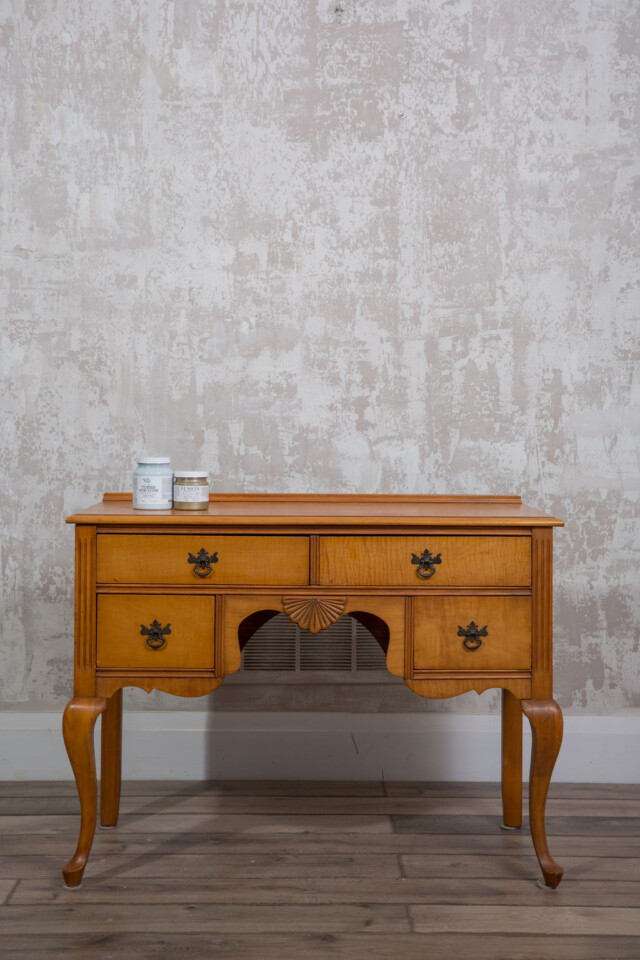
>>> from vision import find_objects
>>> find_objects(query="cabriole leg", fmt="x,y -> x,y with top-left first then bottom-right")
61,697 -> 107,888
501,688 -> 523,828
521,698 -> 564,888
100,688 -> 123,827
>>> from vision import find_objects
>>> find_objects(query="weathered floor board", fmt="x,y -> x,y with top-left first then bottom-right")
9,876 -> 640,907
2,795 -> 637,817
0,780 -> 637,959
1,780 -> 637,799
2,933 -> 640,960
410,904 -> 640,936
2,830 -> 638,858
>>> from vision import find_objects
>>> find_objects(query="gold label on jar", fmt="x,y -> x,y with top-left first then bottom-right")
174,483 -> 209,502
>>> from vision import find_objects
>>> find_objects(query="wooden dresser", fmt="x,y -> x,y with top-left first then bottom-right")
63,494 -> 564,888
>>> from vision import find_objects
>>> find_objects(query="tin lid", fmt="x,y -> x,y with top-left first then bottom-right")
137,457 -> 171,464
174,471 -> 208,479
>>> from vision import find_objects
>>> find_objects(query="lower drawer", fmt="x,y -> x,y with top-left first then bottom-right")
97,596 -> 215,670
413,597 -> 531,671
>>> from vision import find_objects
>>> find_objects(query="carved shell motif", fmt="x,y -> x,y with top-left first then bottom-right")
281,597 -> 347,634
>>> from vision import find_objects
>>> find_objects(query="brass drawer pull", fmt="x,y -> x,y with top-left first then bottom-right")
457,621 -> 488,651
411,548 -> 442,579
187,548 -> 219,578
140,620 -> 172,649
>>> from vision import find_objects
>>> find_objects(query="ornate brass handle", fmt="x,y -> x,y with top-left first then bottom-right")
457,621 -> 488,651
140,620 -> 172,650
187,548 -> 219,578
411,548 -> 442,579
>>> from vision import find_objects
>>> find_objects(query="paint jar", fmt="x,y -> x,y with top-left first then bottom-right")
173,471 -> 209,510
132,458 -> 173,510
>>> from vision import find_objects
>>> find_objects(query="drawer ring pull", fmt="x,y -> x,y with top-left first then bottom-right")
187,548 -> 219,578
457,621 -> 488,651
140,620 -> 172,650
411,549 -> 442,579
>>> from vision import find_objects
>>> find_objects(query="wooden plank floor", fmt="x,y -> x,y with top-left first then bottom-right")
0,780 -> 638,959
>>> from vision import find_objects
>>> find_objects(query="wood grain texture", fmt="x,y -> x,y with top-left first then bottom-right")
96,595 -> 215,670
5,793 -> 640,819
347,596 -> 405,677
97,534 -> 309,586
95,583 -> 532,596
2,934 -> 638,960
404,676 -> 532,700
1,935 -> 638,960
95,676 -> 224,698
100,689 -> 122,827
401,854 -> 640,881
68,494 -> 564,527
385,781 -> 640,800
97,524 -> 540,537
4,813 -> 395,836
103,494 -> 527,503
1,780 -> 636,960
65,494 -> 563,889
222,594 -> 405,674
404,595 -> 414,678
391,814 -> 637,836
309,534 -> 319,584
413,596 -> 532,670
0,881 -> 18,905
0,903 -> 411,935
281,595 -> 346,633
319,536 -> 532,586
18,778 -> 632,800
2,832 -> 639,861
214,593 -> 223,678
14,810 -> 640,838
410,905 -> 640,935
61,698 -> 107,887
522,698 -> 565,888
9,876 -> 640,908
74,525 -> 97,696
531,528 -> 553,699
501,688 -> 523,827
223,595 -> 281,675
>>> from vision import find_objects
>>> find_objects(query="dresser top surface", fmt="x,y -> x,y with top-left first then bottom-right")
66,494 -> 563,527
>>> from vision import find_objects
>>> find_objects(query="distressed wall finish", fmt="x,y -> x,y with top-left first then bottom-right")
1,1 -> 638,715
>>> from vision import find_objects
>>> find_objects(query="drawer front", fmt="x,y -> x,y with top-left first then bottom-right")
97,535 -> 309,585
318,536 -> 530,587
97,596 -> 215,670
413,597 -> 531,671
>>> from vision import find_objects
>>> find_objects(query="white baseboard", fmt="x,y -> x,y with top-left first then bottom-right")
1,711 -> 638,782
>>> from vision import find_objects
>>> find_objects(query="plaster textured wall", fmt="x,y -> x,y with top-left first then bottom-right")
1,0 -> 638,715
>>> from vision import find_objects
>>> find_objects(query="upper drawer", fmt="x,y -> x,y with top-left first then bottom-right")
97,535 -> 309,585
318,536 -> 531,587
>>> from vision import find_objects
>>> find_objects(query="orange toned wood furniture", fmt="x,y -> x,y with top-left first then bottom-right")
63,494 -> 564,888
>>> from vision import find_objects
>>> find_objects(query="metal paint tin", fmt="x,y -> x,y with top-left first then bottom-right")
173,471 -> 209,510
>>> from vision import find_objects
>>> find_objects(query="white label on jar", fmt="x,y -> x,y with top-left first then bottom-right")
173,483 -> 209,502
133,475 -> 173,507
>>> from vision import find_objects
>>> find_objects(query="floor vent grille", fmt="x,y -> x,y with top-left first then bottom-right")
241,613 -> 387,675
